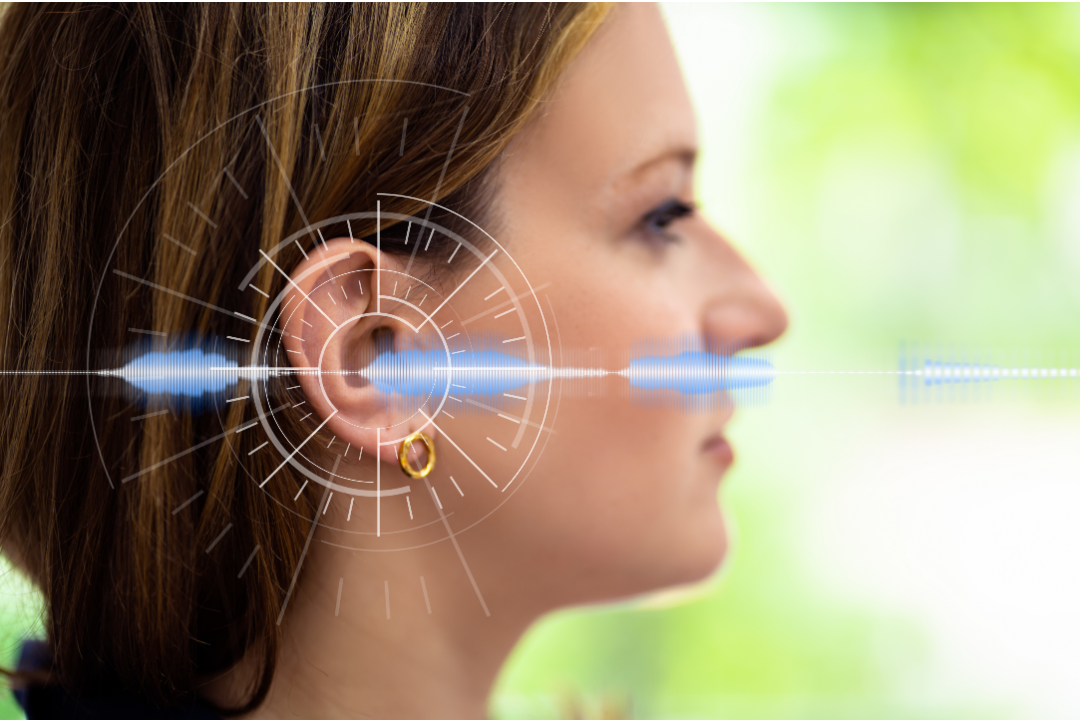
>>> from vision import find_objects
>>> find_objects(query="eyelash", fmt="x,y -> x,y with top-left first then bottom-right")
640,198 -> 695,244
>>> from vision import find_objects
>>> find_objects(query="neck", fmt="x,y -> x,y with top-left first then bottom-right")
203,527 -> 535,720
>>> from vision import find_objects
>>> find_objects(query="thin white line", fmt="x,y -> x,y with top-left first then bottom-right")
224,167 -> 250,199
128,327 -> 167,337
163,233 -> 197,255
226,335 -> 250,343
121,404 -> 288,483
431,487 -> 443,509
260,412 -> 338,487
205,523 -> 233,553
335,577 -> 343,617
420,576 -> 432,614
235,420 -> 258,433
255,115 -> 321,253
486,437 -> 507,451
441,320 -> 454,329
450,476 -> 463,496
376,428 -> 381,536
484,287 -> 506,301
502,336 -> 525,344
504,393 -> 526,401
443,412 -> 455,419
172,490 -> 204,515
295,240 -> 309,260
423,477 -> 490,617
498,414 -> 521,424
460,281 -> 552,327
448,243 -> 462,263
131,409 -> 169,422
420,411 -> 498,488
376,201 -> 381,313
298,412 -> 313,422
327,435 -> 336,448
237,545 -> 260,578
344,443 -> 351,458
293,480 -> 308,501
249,285 -> 269,298
494,308 -> 514,319
347,219 -> 355,243
248,441 -> 269,456
113,270 -> 266,331
347,498 -> 354,521
323,492 -> 333,514
277,483 -> 331,625
259,250 -> 338,329
418,294 -> 427,307
187,201 -> 218,229
451,350 -> 465,355
404,222 -> 412,245
406,496 -> 413,520
417,249 -> 499,329
446,333 -> 460,340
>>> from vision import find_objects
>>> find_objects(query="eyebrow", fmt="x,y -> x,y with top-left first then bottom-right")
622,145 -> 698,181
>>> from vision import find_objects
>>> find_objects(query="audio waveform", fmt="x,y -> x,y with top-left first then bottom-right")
92,346 -> 776,401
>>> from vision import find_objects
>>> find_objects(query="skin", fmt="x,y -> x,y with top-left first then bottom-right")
206,5 -> 787,718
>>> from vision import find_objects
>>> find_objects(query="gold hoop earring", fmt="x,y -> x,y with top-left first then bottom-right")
398,431 -> 436,479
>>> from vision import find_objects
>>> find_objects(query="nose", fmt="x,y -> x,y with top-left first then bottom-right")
701,237 -> 788,354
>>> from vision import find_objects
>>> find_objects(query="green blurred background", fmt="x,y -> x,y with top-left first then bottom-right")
4,4 -> 1080,719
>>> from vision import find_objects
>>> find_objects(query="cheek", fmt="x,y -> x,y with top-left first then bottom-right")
502,397 -> 729,601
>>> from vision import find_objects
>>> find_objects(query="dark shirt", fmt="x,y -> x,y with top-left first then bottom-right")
14,642 -> 221,720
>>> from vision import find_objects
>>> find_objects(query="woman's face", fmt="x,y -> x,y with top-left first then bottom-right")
447,3 -> 788,608
290,3 -> 787,615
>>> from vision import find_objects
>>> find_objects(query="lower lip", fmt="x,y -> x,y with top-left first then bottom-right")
702,435 -> 734,466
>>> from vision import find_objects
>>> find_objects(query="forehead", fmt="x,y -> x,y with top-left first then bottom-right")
507,3 -> 696,194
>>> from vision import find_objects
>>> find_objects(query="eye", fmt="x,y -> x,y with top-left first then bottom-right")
640,198 -> 695,243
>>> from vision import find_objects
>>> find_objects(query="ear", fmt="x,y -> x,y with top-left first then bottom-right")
280,237 -> 441,465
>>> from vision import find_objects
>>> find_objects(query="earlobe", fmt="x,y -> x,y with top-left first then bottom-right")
279,238 -> 439,465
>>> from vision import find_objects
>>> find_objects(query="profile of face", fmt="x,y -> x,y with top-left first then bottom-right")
283,3 -> 787,625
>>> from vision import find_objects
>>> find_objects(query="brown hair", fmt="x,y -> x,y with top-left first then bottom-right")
0,2 -> 610,713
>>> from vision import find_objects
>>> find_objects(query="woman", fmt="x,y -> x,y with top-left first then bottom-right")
0,3 -> 786,718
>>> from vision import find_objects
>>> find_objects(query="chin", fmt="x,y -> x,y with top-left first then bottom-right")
595,504 -> 731,603
663,506 -> 730,587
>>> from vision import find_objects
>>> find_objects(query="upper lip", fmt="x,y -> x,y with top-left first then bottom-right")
702,393 -> 736,449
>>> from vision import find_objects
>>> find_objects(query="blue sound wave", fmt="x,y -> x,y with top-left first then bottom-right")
107,348 -> 239,396
898,345 -> 1080,404
100,344 -> 776,402
622,351 -> 775,394
362,349 -> 774,397
364,349 -> 553,397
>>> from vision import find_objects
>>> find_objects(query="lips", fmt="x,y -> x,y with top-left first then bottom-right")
701,433 -> 733,466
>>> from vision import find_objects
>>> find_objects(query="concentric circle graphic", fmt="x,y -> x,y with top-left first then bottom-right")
84,82 -> 564,622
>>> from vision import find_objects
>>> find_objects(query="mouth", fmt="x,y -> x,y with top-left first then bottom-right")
701,433 -> 734,467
